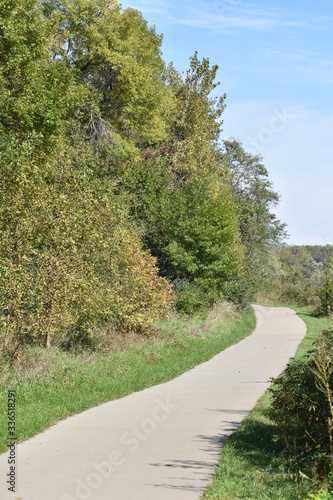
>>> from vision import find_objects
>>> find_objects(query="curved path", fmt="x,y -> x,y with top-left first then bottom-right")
0,306 -> 306,500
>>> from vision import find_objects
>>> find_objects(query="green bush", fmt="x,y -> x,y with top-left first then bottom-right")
174,280 -> 211,315
318,257 -> 333,316
269,330 -> 333,481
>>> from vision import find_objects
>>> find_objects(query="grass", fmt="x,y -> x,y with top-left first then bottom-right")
0,302 -> 256,454
203,305 -> 333,500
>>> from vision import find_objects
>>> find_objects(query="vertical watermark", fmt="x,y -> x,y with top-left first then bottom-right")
7,390 -> 17,493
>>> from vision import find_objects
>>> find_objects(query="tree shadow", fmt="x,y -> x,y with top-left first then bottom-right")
147,414 -> 272,493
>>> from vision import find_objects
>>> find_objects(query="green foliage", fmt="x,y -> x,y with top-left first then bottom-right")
0,132 -> 174,354
308,488 -> 333,499
269,330 -> 333,481
221,139 -> 287,301
0,0 -> 286,356
174,281 -> 211,315
0,0 -> 85,143
274,246 -> 320,305
167,52 -> 226,180
264,246 -> 333,309
162,176 -> 243,299
124,156 -> 244,304
318,257 -> 333,316
306,246 -> 333,265
44,0 -> 172,144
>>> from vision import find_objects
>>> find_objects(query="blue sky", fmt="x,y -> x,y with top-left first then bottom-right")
123,0 -> 333,245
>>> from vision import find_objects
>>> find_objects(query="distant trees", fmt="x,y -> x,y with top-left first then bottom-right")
263,245 -> 333,311
0,0 -> 286,354
275,246 -> 320,305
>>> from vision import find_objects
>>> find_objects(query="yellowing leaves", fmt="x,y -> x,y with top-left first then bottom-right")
0,132 -> 174,353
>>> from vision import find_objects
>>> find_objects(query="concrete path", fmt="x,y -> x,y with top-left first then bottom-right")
0,305 -> 306,500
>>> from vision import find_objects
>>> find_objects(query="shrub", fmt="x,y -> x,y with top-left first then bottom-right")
0,138 -> 175,355
269,330 -> 333,481
174,280 -> 211,315
317,257 -> 333,316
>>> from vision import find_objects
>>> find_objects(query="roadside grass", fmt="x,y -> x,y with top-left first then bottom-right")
0,303 -> 256,454
203,305 -> 333,500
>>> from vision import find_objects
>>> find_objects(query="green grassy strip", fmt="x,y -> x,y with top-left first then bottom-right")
0,307 -> 256,454
203,305 -> 333,500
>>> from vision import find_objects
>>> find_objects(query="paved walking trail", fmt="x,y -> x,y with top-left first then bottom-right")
0,305 -> 306,500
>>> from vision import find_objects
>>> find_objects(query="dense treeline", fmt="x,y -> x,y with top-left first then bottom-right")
264,244 -> 333,312
0,0 -> 285,355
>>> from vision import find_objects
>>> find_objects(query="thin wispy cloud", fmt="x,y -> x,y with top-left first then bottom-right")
125,0 -> 307,32
260,50 -> 333,85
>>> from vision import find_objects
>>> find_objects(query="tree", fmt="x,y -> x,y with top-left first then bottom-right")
0,1 -> 175,354
0,133 -> 174,353
166,52 -> 226,181
221,139 -> 287,300
0,0 -> 85,144
123,154 -> 244,308
273,246 -> 320,305
121,55 -> 244,308
42,0 -> 173,145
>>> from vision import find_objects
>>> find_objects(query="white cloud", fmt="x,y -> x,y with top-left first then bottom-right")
124,0 -> 307,32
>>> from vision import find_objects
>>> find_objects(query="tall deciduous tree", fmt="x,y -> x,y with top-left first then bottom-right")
165,53 -> 226,181
221,139 -> 287,300
122,55 -> 244,307
130,158 -> 244,303
43,0 -> 174,145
